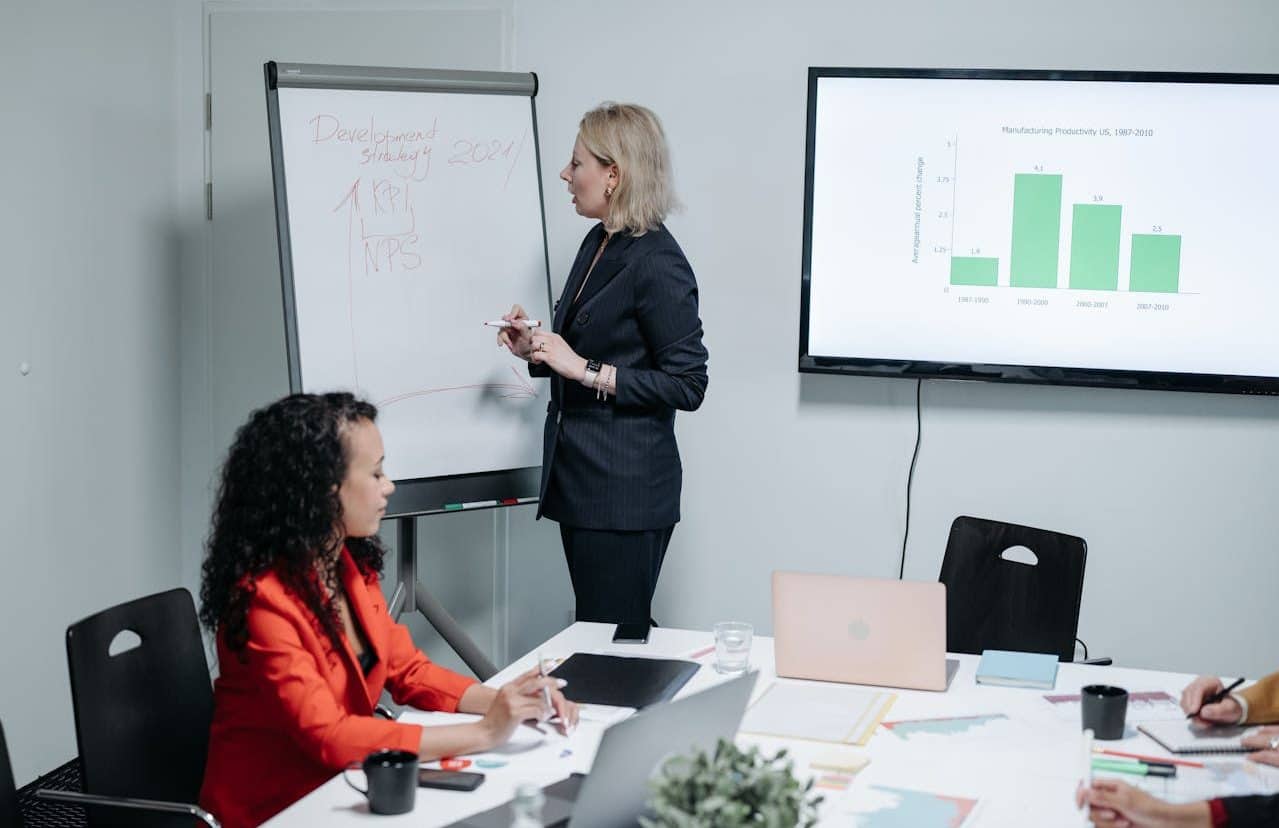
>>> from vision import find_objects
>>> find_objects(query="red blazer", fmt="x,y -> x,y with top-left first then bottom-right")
199,548 -> 477,828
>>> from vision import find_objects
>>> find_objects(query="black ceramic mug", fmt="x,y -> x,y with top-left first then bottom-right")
1081,684 -> 1129,740
344,749 -> 417,815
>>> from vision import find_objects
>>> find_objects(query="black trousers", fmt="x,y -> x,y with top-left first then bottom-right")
559,524 -> 674,625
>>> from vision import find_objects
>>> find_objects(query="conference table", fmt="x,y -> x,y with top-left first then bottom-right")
267,623 -> 1279,827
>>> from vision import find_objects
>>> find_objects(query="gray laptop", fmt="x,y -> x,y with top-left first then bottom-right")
453,671 -> 757,828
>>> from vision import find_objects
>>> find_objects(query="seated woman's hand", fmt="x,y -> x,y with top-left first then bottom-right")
1243,725 -> 1279,767
478,667 -> 564,746
1180,675 -> 1242,724
546,683 -> 579,735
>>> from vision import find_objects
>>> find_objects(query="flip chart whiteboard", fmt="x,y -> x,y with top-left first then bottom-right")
266,63 -> 551,514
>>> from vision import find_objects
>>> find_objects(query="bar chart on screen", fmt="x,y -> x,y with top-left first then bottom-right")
920,124 -> 1197,301
806,73 -> 1279,378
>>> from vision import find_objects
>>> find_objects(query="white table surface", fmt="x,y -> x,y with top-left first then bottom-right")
265,623 -> 1279,827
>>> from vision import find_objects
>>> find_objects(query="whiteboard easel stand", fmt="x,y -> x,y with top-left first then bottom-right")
388,516 -> 498,681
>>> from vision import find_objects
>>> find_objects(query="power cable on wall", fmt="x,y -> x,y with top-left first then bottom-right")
899,378 -> 923,580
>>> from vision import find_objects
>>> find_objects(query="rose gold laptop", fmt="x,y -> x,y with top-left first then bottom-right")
771,571 -> 947,691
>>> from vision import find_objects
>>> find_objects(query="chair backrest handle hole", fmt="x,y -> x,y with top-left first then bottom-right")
999,545 -> 1039,566
108,629 -> 143,657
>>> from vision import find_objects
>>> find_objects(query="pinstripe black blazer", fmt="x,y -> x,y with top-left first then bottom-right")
530,222 -> 708,530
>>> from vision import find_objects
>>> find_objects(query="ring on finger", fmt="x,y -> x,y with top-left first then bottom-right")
1270,735 -> 1279,750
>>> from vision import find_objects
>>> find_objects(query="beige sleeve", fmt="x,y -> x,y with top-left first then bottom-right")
1239,671 -> 1279,724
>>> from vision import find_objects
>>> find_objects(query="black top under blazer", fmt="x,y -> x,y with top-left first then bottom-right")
530,222 -> 708,530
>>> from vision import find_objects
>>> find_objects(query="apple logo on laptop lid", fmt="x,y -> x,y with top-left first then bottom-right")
847,619 -> 871,641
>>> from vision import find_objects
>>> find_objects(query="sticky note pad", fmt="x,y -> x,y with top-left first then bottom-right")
814,773 -> 854,791
810,751 -> 870,775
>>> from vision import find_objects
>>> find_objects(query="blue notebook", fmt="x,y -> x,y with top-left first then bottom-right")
975,649 -> 1059,690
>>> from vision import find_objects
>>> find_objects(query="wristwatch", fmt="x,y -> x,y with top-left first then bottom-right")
581,359 -> 602,389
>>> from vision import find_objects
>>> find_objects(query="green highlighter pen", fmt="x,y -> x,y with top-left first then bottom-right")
1091,758 -> 1177,778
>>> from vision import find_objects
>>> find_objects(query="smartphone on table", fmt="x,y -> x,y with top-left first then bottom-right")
612,621 -> 651,644
418,768 -> 485,791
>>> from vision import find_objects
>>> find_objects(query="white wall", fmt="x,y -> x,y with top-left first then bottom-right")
514,0 -> 1279,677
0,1 -> 182,784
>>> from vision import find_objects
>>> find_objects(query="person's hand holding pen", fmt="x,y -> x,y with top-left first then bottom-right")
538,652 -> 579,736
495,304 -> 537,360
1180,675 -> 1246,724
477,666 -> 577,745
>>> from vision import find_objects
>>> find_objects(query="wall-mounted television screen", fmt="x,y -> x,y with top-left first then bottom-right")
798,68 -> 1279,395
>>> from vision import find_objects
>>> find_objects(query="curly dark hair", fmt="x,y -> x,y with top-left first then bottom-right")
199,392 -> 387,657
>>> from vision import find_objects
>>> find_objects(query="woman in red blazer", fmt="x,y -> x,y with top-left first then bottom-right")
198,393 -> 576,828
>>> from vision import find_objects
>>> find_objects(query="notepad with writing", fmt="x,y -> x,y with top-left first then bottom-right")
1138,720 -> 1252,754
548,653 -> 698,709
975,650 -> 1059,690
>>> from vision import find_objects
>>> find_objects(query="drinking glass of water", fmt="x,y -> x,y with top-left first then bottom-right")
713,622 -> 753,674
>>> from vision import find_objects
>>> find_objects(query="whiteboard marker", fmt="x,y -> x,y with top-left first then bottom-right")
484,319 -> 542,329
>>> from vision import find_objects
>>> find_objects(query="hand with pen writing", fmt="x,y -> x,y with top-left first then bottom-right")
1180,676 -> 1279,768
1180,675 -> 1244,724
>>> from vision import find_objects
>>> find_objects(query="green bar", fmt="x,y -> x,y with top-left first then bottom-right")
1129,234 -> 1182,293
950,256 -> 999,286
1010,173 -> 1063,288
1069,204 -> 1122,291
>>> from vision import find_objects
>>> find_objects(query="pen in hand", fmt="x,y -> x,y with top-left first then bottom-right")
1187,677 -> 1246,719
538,651 -> 557,722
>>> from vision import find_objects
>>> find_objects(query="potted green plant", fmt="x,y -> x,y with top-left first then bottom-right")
641,739 -> 823,827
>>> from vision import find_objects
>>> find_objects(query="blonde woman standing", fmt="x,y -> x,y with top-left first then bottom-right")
499,103 -> 708,627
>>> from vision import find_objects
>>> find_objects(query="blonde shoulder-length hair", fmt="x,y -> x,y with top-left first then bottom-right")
578,102 -> 679,236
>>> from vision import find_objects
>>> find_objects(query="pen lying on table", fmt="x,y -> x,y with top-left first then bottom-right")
1093,747 -> 1204,769
1091,757 -> 1177,778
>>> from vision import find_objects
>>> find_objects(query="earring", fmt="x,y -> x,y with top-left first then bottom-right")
604,186 -> 614,198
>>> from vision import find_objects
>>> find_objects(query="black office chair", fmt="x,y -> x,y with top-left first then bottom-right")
4,720 -> 89,828
1,720 -> 21,828
939,516 -> 1110,665
35,588 -> 219,828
